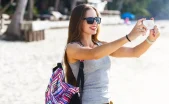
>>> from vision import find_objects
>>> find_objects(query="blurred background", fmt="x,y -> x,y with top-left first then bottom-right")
1,0 -> 169,40
1,0 -> 169,20
0,0 -> 169,104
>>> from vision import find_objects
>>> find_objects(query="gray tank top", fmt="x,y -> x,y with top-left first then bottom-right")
68,42 -> 111,104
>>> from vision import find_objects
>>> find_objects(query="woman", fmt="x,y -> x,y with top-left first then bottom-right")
64,4 -> 160,104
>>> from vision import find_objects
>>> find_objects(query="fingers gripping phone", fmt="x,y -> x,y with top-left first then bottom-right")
143,20 -> 155,30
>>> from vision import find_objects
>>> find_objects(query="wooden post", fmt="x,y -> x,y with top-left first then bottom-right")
39,30 -> 42,40
24,30 -> 28,41
36,31 -> 40,40
41,30 -> 45,40
32,31 -> 35,41
43,30 -> 45,40
36,31 -> 39,41
28,31 -> 33,42
34,31 -> 37,41
0,15 -> 3,33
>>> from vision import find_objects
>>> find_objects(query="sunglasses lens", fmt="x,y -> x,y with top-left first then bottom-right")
84,17 -> 101,24
95,17 -> 101,24
86,17 -> 94,24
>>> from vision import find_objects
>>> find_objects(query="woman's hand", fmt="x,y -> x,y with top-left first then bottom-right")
128,18 -> 147,41
147,18 -> 160,42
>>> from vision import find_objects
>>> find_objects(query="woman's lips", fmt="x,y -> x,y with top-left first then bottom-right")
90,26 -> 97,30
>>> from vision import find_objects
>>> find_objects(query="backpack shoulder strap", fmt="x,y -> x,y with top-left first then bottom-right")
68,41 -> 85,88
76,60 -> 84,89
53,63 -> 63,72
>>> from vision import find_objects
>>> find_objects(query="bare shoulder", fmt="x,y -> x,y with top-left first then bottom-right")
99,41 -> 108,45
66,43 -> 83,63
66,42 -> 82,52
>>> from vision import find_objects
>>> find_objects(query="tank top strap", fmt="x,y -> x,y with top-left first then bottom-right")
95,41 -> 102,46
68,41 -> 102,46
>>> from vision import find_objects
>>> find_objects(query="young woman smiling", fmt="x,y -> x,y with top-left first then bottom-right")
64,4 -> 160,104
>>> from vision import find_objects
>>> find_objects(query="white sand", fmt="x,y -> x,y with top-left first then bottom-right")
0,20 -> 169,104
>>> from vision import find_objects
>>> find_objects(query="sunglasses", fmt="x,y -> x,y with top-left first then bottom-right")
83,17 -> 101,24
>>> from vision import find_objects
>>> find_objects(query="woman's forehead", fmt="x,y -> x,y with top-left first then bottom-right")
85,8 -> 97,17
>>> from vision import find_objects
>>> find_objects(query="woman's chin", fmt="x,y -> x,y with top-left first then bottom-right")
90,31 -> 97,35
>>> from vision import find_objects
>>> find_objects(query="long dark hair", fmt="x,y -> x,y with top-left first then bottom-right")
64,4 -> 100,86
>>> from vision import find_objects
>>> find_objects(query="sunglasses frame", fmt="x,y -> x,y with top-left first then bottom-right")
83,17 -> 101,24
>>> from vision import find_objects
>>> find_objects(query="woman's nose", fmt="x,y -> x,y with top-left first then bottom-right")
93,20 -> 97,25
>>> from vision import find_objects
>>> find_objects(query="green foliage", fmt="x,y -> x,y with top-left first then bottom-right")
108,0 -> 152,19
4,5 -> 16,15
2,0 -> 168,20
124,0 -> 152,18
33,7 -> 39,16
148,0 -> 169,19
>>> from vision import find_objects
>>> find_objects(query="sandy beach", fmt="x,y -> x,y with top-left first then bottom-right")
0,20 -> 169,104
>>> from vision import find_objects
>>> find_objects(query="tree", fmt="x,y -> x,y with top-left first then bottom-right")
117,0 -> 125,11
71,0 -> 77,11
2,0 -> 28,40
54,0 -> 60,11
109,0 -> 151,18
28,0 -> 34,20
123,0 -> 151,18
70,0 -> 88,11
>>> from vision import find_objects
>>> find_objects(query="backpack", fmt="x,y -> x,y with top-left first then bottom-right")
45,61 -> 84,104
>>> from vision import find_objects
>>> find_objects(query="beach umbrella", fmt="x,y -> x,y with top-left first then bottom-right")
121,12 -> 135,20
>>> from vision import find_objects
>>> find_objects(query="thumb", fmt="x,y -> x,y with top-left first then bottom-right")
150,29 -> 153,33
149,29 -> 155,37
136,18 -> 146,26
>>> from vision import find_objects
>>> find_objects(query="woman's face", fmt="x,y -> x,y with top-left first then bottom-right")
82,8 -> 99,36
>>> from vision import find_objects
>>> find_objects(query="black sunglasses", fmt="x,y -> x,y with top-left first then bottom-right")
83,17 -> 101,24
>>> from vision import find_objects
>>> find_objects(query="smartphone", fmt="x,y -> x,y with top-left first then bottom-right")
143,20 -> 155,30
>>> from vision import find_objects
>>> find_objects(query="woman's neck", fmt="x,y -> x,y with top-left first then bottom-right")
80,34 -> 95,47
